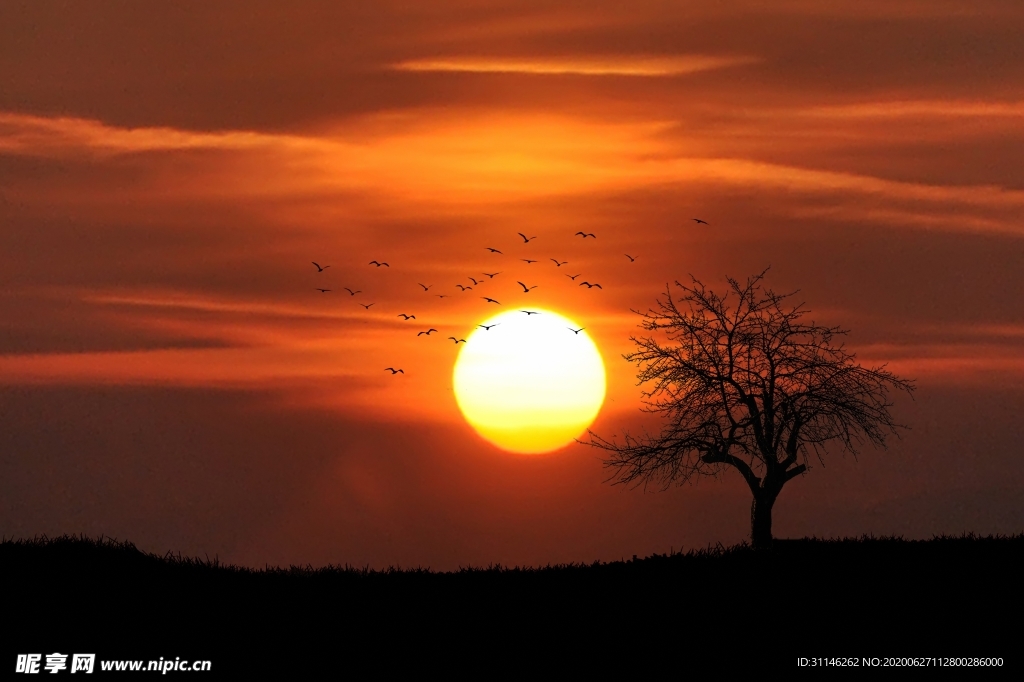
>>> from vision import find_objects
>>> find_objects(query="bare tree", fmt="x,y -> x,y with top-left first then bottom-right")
585,270 -> 914,549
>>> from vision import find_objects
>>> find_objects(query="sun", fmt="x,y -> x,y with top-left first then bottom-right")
452,308 -> 606,454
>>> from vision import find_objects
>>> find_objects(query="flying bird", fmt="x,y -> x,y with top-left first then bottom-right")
398,314 -> 416,320
517,281 -> 537,293
486,248 -> 503,254
482,297 -> 501,304
520,310 -> 539,315
417,329 -> 438,336
482,272 -> 500,278
312,262 -> 330,272
369,260 -> 390,267
384,367 -> 404,374
692,218 -> 709,225
568,327 -> 585,334
359,303 -> 374,309
478,323 -> 499,330
566,274 -> 582,281
436,294 -> 449,298
521,259 -> 537,265
551,259 -> 567,267
575,231 -> 596,238
625,254 -> 636,262
456,284 -> 473,291
579,281 -> 603,289
468,277 -> 480,285
418,283 -> 432,291
315,288 -> 331,293
343,288 -> 361,296
448,337 -> 466,344
518,232 -> 537,243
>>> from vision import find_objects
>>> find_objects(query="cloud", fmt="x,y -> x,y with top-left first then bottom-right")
392,54 -> 758,77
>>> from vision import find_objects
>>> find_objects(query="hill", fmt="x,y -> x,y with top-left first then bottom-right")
3,534 -> 1019,675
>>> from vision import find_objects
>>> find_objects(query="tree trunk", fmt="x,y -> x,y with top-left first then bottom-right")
750,491 -> 775,550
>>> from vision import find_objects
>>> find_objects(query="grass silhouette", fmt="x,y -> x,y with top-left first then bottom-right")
3,534 -> 1021,674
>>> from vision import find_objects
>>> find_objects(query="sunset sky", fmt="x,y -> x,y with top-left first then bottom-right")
2,1 -> 1023,569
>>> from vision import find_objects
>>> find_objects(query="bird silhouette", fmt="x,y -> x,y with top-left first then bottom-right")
482,297 -> 501,304
575,232 -> 596,238
521,310 -> 539,315
436,294 -> 449,298
418,283 -> 432,291
315,288 -> 331,293
625,254 -> 636,262
478,323 -> 499,330
448,337 -> 466,344
580,281 -> 603,289
343,288 -> 361,296
518,232 -> 537,243
384,367 -> 404,374
566,273 -> 582,281
517,281 -> 538,293
312,262 -> 331,272
482,272 -> 500,278
468,277 -> 480,285
568,327 -> 585,334
551,259 -> 567,266
369,260 -> 390,267
417,329 -> 438,336
398,314 -> 416,320
692,218 -> 709,225
359,303 -> 374,309
486,248 -> 503,254
456,284 -> 473,291
521,259 -> 537,265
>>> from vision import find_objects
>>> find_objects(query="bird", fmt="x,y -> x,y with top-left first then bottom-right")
448,337 -> 466,344
482,297 -> 501,304
568,327 -> 585,334
517,281 -> 537,293
369,260 -> 389,267
580,281 -> 603,289
343,288 -> 361,296
566,273 -> 582,281
575,231 -> 596,238
418,283 -> 432,291
518,232 -> 537,243
468,277 -> 480,285
359,303 -> 374,309
521,259 -> 537,265
417,329 -> 438,336
521,310 -> 539,315
384,367 -> 404,374
551,259 -> 567,266
398,314 -> 416,320
436,294 -> 449,298
486,247 -> 503,254
625,254 -> 636,262
312,262 -> 330,272
478,323 -> 499,330
315,288 -> 331,293
456,284 -> 472,291
482,272 -> 500,278
692,218 -> 709,225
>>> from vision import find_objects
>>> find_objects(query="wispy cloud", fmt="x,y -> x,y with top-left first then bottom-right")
392,54 -> 757,77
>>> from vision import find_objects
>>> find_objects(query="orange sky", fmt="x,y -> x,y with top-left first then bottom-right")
2,0 -> 1023,569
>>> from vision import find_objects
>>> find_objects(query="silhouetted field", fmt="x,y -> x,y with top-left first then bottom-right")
3,534 -> 1020,675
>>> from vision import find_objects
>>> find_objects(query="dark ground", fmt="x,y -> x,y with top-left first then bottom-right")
2,534 -> 1019,676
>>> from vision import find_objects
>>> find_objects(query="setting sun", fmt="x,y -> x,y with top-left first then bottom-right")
452,309 -> 606,454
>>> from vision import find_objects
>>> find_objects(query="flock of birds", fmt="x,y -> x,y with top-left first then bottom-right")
309,220 -> 711,375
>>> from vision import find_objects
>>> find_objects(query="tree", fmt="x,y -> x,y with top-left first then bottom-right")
585,270 -> 914,549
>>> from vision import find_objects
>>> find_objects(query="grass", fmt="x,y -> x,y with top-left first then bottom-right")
3,533 -> 1021,673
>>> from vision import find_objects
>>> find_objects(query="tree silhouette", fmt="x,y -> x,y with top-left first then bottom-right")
585,270 -> 914,549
